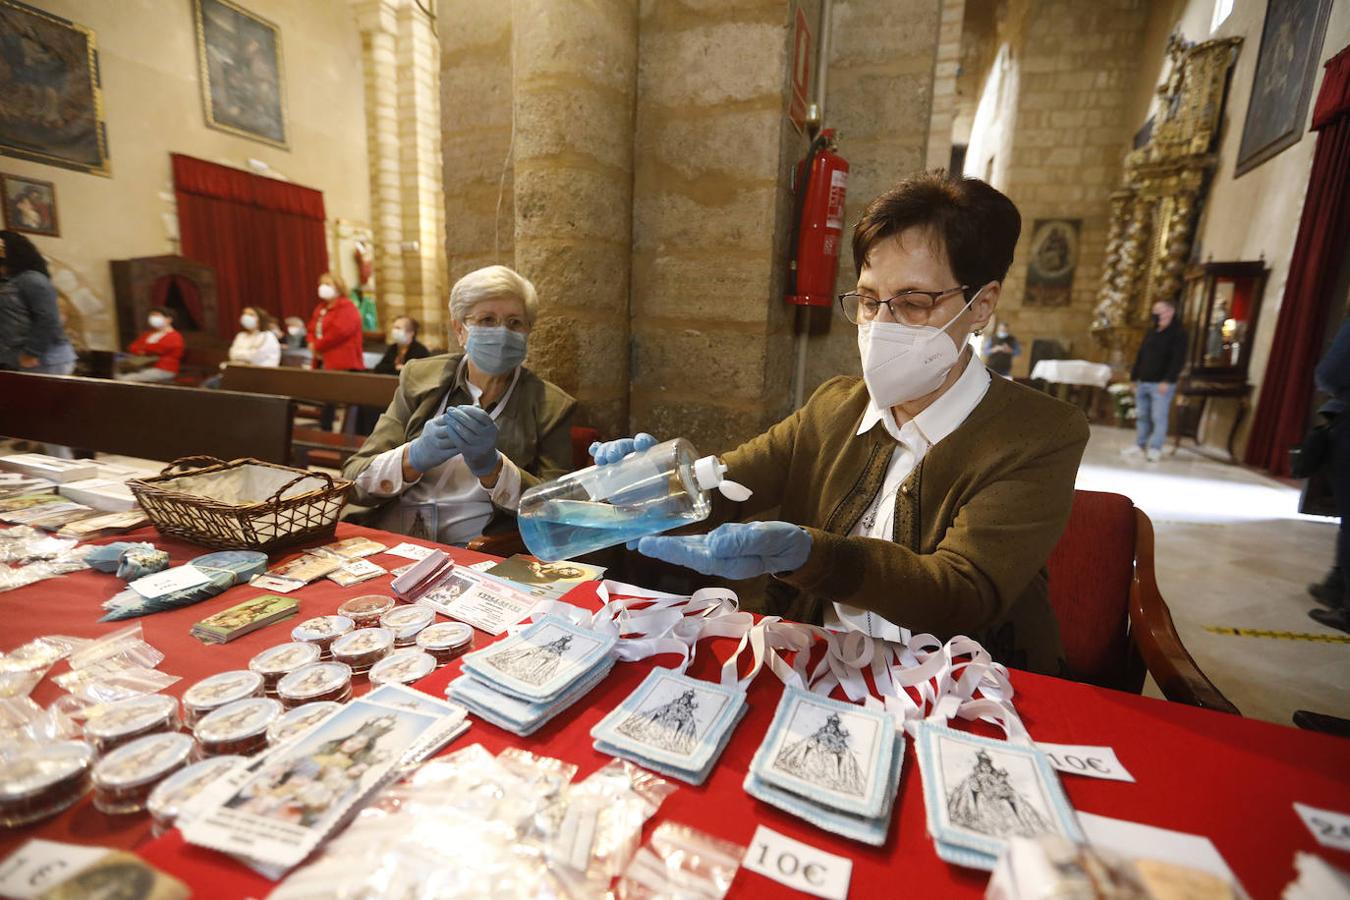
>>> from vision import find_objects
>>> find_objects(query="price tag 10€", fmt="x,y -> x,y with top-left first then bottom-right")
744,825 -> 852,900
1037,742 -> 1135,783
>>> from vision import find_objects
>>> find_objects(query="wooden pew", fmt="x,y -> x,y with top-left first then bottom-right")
218,365 -> 399,467
0,372 -> 293,464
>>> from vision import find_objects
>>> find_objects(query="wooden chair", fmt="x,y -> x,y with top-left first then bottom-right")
0,371 -> 293,464
219,364 -> 400,467
1046,489 -> 1238,713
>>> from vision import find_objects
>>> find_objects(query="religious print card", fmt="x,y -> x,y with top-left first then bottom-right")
461,615 -> 616,702
311,536 -> 388,560
251,554 -> 342,593
364,682 -> 465,719
482,554 -> 606,602
326,558 -> 386,587
749,688 -> 896,820
915,721 -> 1083,870
590,668 -> 748,783
744,729 -> 905,846
182,699 -> 463,870
420,567 -> 540,636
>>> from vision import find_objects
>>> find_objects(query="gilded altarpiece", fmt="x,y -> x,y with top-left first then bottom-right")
1092,36 -> 1242,367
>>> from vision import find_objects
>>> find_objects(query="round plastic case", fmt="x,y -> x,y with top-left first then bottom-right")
291,615 -> 355,658
194,697 -> 283,758
249,642 -> 322,694
147,754 -> 244,836
0,742 -> 94,826
267,701 -> 342,747
368,649 -> 436,687
83,694 -> 180,755
416,621 -> 474,664
330,627 -> 394,674
337,595 -> 395,627
380,604 -> 435,646
91,732 -> 195,815
277,661 -> 353,708
181,670 -> 265,727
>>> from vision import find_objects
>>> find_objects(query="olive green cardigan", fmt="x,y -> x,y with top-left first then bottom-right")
341,353 -> 576,531
715,372 -> 1088,676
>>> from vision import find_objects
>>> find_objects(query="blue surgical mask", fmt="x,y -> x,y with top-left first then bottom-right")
465,325 -> 527,376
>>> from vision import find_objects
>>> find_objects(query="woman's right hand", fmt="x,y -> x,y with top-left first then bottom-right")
589,433 -> 658,465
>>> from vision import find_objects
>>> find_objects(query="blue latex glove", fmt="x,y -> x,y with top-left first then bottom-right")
443,405 -> 501,478
636,521 -> 812,580
406,414 -> 462,473
590,432 -> 658,465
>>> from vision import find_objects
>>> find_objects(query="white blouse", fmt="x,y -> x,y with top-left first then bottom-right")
228,330 -> 281,367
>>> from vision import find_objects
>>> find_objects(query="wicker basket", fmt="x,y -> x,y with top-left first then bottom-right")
128,456 -> 353,552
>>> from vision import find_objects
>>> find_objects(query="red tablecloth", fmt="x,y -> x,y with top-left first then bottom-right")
2,524 -> 1347,899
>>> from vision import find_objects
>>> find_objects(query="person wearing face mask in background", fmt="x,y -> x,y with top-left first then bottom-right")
592,172 -> 1089,675
342,266 -> 575,546
201,307 -> 282,388
354,316 -> 431,435
116,307 -> 184,383
1123,298 -> 1187,463
307,272 -> 365,430
981,320 -> 1021,378
283,316 -> 308,348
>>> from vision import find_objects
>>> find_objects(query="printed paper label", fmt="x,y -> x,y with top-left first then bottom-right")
1294,802 -> 1350,852
744,825 -> 851,900
1038,742 -> 1135,783
130,565 -> 211,598
0,840 -> 108,899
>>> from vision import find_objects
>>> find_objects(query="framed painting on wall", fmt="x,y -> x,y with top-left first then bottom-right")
1234,0 -> 1332,176
1024,219 -> 1080,308
1,174 -> 59,237
0,0 -> 109,175
193,0 -> 288,149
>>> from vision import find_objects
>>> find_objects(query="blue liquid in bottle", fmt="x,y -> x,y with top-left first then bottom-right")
517,438 -> 722,561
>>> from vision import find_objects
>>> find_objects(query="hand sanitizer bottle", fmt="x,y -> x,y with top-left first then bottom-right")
517,438 -> 751,561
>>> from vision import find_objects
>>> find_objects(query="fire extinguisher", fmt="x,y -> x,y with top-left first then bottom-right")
785,128 -> 848,307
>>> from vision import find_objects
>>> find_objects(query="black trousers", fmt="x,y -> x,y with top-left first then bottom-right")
1333,414 -> 1350,579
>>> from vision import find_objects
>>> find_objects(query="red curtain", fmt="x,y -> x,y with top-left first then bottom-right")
172,154 -> 328,339
1244,47 -> 1350,475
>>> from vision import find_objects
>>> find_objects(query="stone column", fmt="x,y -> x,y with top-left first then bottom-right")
510,0 -> 637,437
351,0 -> 406,325
926,0 -> 965,170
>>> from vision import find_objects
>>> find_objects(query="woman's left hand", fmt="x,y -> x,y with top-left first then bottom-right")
636,521 -> 812,580
443,405 -> 500,477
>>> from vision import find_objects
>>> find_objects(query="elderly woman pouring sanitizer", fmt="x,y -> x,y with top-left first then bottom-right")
343,266 -> 576,545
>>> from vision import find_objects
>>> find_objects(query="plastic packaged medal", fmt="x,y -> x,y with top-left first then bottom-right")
194,697 -> 283,757
291,615 -> 355,658
367,649 -> 436,687
266,701 -> 343,747
249,642 -> 322,695
181,670 -> 265,726
330,627 -> 394,674
416,621 -> 474,665
276,662 -> 353,708
380,604 -> 435,646
82,694 -> 180,755
91,731 -> 195,814
0,741 -> 94,826
147,754 -> 244,837
336,594 -> 395,628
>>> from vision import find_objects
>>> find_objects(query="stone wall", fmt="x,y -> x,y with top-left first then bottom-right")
801,0 -> 942,397
981,0 -> 1150,375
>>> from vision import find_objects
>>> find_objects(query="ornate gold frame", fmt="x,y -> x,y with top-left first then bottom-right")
0,0 -> 110,176
192,0 -> 290,150
1091,36 -> 1241,367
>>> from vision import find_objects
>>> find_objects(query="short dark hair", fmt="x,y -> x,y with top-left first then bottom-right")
851,170 -> 1022,289
397,315 -> 420,335
0,230 -> 49,278
150,306 -> 175,323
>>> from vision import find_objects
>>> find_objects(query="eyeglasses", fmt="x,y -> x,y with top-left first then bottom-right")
464,313 -> 529,332
838,286 -> 972,326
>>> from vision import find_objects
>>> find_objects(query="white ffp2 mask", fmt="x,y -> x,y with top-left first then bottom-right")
318,284 -> 338,300
857,287 -> 981,408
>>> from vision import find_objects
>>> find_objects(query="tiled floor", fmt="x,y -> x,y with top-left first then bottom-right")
1077,425 -> 1349,726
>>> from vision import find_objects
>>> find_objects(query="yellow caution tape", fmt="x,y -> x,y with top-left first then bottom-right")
1204,626 -> 1350,644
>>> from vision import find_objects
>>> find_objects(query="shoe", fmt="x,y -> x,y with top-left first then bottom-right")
1308,568 -> 1345,608
1292,710 -> 1350,737
1120,445 -> 1145,459
1145,448 -> 1162,463
1308,606 -> 1350,634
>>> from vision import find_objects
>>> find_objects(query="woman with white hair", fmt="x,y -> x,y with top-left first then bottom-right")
343,265 -> 576,545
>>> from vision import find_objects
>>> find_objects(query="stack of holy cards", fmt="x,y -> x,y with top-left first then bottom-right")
191,594 -> 299,644
448,615 -> 616,736
591,667 -> 747,786
744,688 -> 905,846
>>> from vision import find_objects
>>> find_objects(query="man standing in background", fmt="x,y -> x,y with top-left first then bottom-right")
1123,298 -> 1187,462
